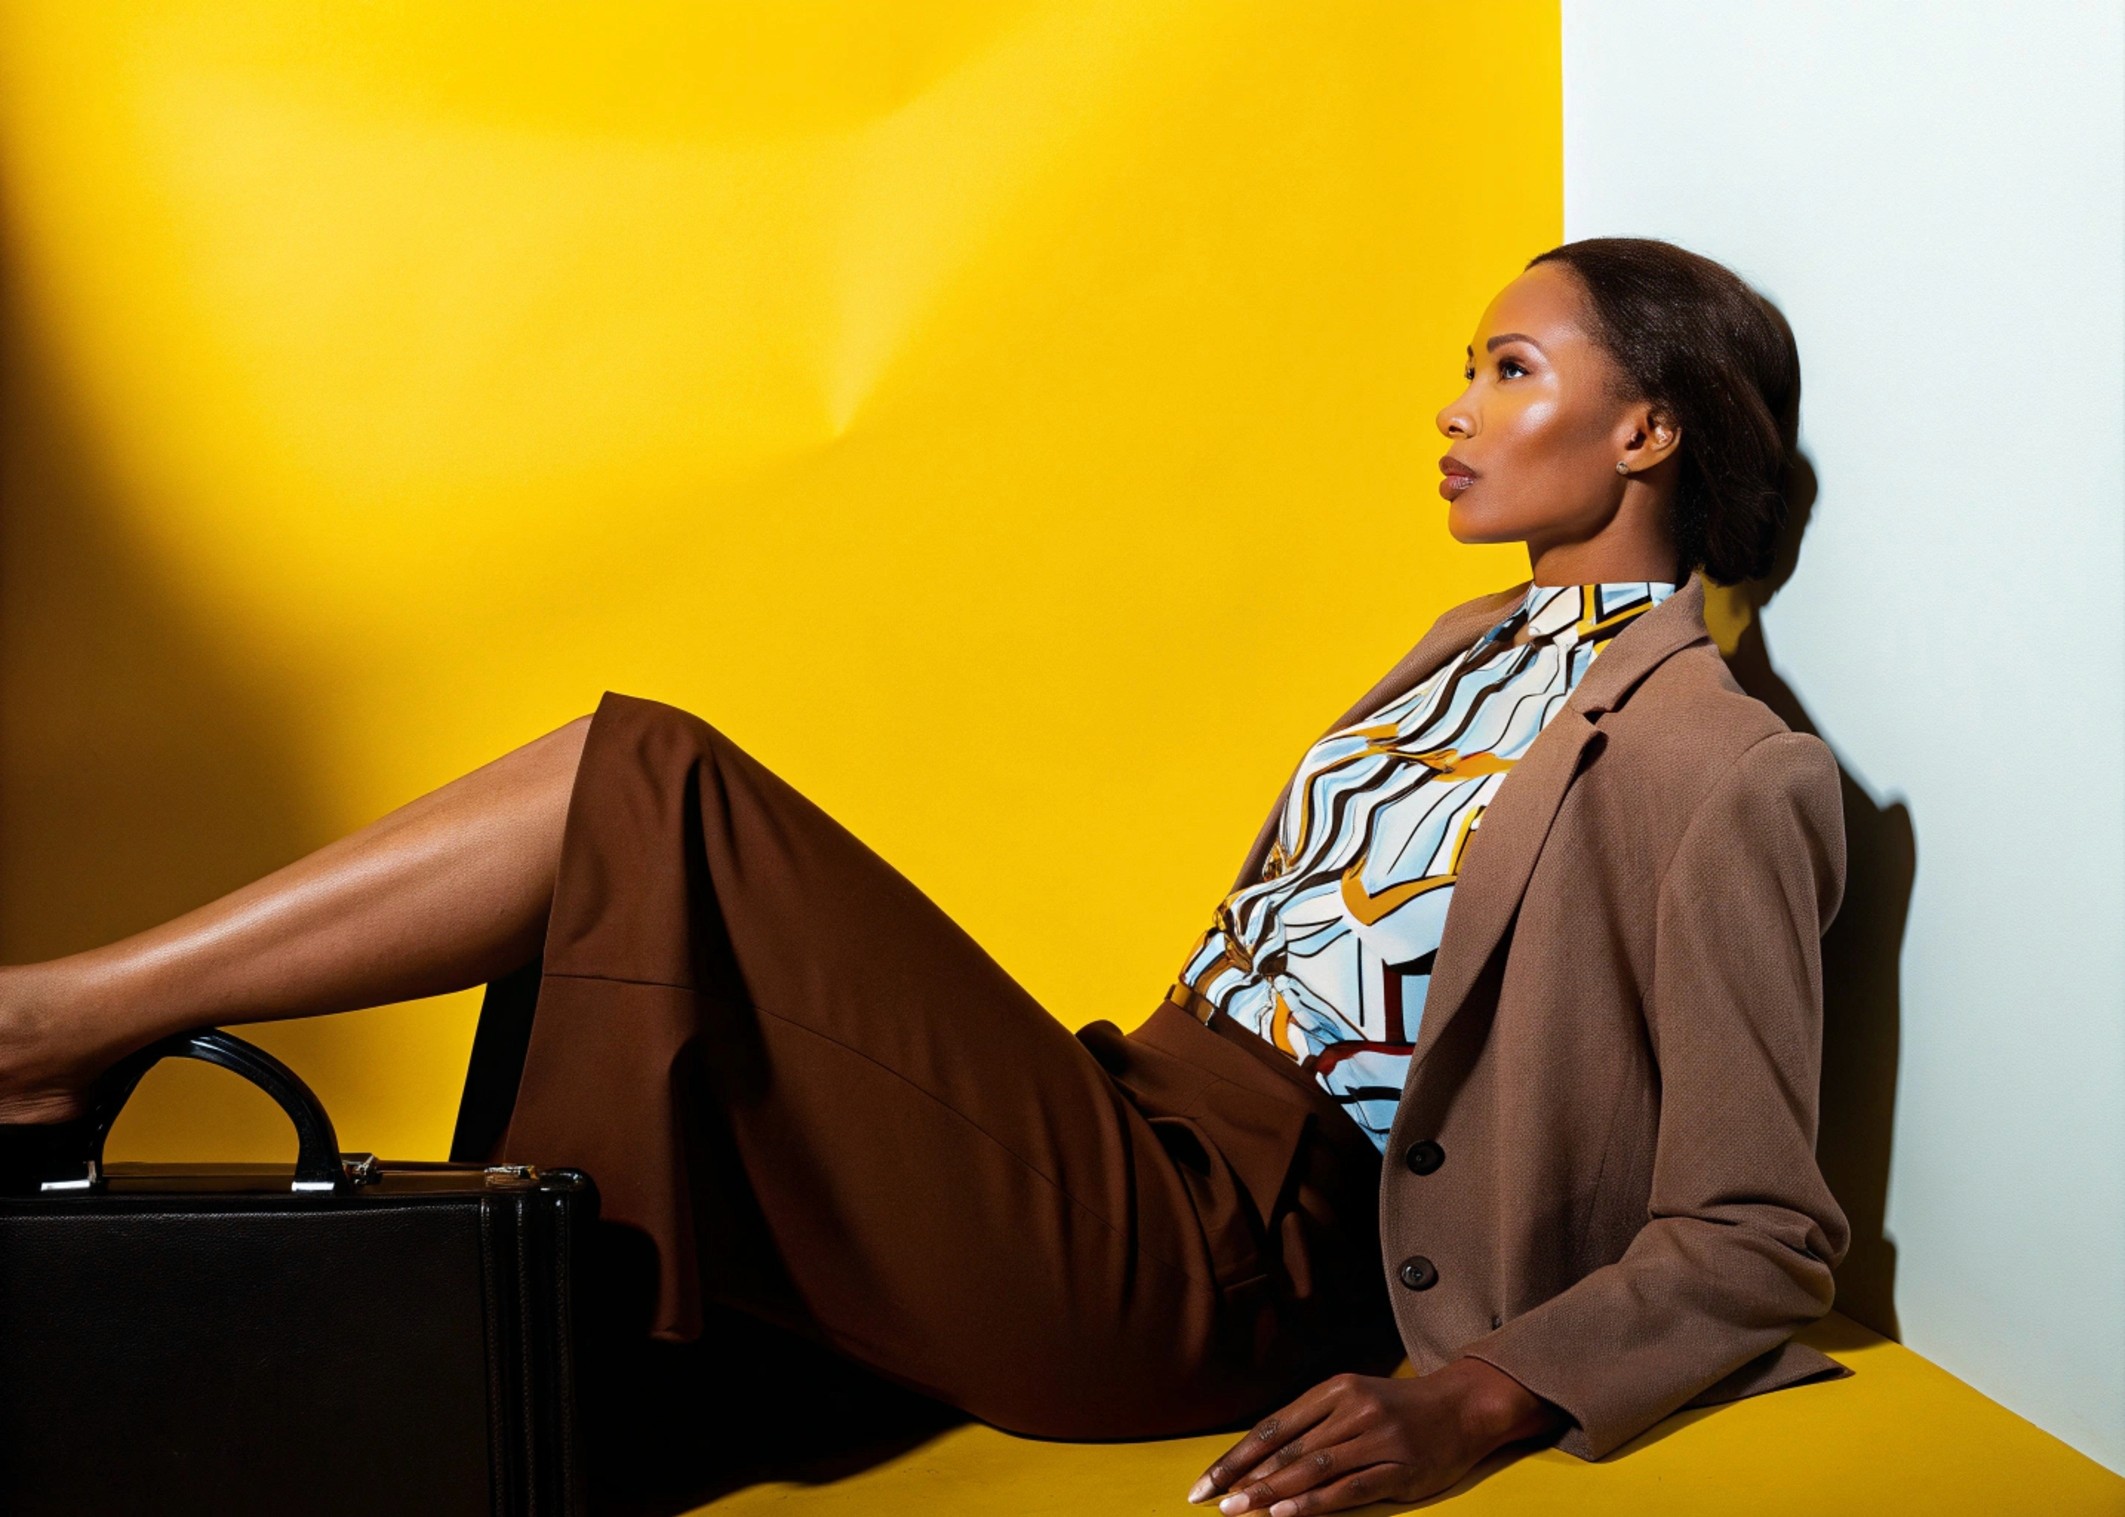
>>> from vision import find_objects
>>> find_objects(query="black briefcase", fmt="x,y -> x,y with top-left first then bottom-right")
0,1028 -> 595,1517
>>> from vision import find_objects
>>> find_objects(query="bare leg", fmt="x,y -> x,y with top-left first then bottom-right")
0,713 -> 594,1123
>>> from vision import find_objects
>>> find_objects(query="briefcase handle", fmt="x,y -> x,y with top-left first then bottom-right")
36,1028 -> 352,1195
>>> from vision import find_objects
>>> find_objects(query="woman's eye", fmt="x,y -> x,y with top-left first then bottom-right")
1498,357 -> 1528,379
1462,366 -> 1475,381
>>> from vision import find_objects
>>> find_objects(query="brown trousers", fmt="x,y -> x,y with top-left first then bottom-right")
451,691 -> 1400,1440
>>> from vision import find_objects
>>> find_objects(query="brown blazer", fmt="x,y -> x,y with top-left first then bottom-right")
1226,572 -> 1851,1460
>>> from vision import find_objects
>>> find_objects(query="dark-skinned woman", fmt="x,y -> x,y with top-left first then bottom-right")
0,237 -> 1846,1514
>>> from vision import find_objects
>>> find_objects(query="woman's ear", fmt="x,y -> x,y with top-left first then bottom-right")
1623,403 -> 1683,472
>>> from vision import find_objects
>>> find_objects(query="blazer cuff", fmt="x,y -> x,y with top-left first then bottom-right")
1459,1337 -> 1853,1461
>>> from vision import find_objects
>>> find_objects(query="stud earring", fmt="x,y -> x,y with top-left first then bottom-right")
1614,460 -> 1631,476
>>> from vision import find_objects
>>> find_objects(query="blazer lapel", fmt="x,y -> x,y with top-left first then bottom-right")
1404,573 -> 1715,1080
1225,574 -> 1716,1077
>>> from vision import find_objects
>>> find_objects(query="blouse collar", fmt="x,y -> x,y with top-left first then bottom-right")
1475,579 -> 1682,657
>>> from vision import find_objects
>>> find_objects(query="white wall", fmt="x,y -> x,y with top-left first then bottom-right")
1562,0 -> 2124,1472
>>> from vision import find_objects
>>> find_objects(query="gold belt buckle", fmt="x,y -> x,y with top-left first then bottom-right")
1166,981 -> 1217,1025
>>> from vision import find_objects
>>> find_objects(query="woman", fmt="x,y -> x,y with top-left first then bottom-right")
0,237 -> 1848,1512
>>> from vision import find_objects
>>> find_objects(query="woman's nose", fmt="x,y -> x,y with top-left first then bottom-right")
1436,400 -> 1471,438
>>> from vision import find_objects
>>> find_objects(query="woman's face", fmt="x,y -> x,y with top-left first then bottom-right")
1434,262 -> 1671,564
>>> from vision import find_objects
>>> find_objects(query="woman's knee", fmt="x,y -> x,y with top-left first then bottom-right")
594,691 -> 720,749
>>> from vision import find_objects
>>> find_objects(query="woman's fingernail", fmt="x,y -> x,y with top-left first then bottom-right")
1187,1476 -> 1215,1504
1268,1503 -> 1298,1517
1219,1496 -> 1251,1515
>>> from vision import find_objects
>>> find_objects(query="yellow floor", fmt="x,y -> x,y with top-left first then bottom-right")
686,1314 -> 2123,1516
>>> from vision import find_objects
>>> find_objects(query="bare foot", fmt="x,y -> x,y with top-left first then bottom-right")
0,966 -> 110,1124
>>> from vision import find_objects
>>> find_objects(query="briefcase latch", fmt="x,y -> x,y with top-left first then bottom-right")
483,1163 -> 542,1187
38,1159 -> 100,1194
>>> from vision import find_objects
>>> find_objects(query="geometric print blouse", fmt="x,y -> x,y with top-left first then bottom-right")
1174,579 -> 1679,1153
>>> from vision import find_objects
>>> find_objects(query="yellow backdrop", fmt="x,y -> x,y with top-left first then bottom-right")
0,2 -> 1560,1164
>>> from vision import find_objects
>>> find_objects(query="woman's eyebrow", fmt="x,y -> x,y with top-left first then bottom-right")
1485,332 -> 1541,352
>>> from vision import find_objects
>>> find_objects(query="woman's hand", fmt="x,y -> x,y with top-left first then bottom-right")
1184,1358 -> 1565,1515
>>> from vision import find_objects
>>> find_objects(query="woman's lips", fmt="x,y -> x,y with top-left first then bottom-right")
1438,455 -> 1477,502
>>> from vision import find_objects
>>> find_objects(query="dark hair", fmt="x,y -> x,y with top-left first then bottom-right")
1526,237 -> 1799,586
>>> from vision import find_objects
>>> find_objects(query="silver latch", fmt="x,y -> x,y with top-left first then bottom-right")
483,1163 -> 540,1186
340,1152 -> 381,1185
39,1159 -> 100,1194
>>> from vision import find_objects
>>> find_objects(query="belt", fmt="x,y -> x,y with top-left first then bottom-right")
1161,981 -> 1346,1114
1152,981 -> 1385,1169
1164,979 -> 1221,1024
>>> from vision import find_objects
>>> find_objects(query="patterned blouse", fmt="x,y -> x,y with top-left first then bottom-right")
1175,579 -> 1679,1153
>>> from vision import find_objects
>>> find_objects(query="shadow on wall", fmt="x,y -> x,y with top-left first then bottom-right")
0,262 -> 337,1156
1720,443 -> 1913,1342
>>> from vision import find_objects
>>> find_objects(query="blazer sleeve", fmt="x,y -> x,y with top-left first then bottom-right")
1460,729 -> 1854,1459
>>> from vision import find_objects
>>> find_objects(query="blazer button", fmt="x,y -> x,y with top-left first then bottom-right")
1397,1255 -> 1438,1292
1403,1139 -> 1445,1176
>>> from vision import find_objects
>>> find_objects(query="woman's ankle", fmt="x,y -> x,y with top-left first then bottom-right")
0,960 -> 149,1123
